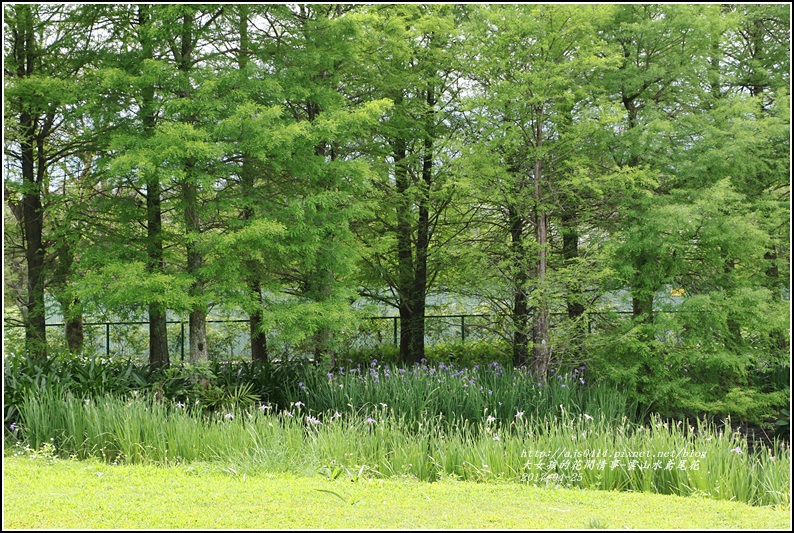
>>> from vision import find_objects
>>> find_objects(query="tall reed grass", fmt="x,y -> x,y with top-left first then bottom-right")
10,388 -> 790,507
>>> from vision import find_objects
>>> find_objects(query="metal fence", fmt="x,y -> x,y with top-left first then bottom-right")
5,312 -> 641,361
6,315 -> 497,361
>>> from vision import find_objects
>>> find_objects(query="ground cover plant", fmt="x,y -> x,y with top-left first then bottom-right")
3,454 -> 791,530
7,359 -> 790,508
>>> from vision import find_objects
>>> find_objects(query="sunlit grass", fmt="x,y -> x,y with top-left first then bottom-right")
10,388 -> 790,506
4,455 -> 790,530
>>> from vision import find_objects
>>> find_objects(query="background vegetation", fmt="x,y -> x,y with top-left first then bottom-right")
3,3 -> 790,514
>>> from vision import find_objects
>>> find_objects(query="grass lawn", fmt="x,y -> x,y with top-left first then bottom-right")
3,455 -> 791,530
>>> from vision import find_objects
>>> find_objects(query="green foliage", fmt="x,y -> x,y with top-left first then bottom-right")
3,352 -> 148,428
424,340 -> 512,369
586,310 -> 790,427
9,391 -> 790,507
3,4 -> 790,453
335,340 -> 511,369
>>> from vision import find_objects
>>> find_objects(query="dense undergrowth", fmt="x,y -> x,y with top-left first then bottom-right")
4,347 -> 791,507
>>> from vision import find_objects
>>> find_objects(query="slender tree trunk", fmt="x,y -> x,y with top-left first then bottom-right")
631,252 -> 654,323
409,85 -> 435,364
393,131 -> 416,363
531,122 -> 550,378
632,293 -> 654,322
622,95 -> 655,328
51,229 -> 84,354
236,6 -> 268,362
146,174 -> 169,367
249,304 -> 268,362
241,162 -> 267,362
532,214 -> 550,375
305,99 -> 337,365
243,181 -> 268,362
509,205 -> 530,368
311,267 -> 335,364
146,176 -> 170,368
21,119 -> 47,359
183,176 -> 208,362
139,5 -> 169,368
13,5 -> 47,359
562,216 -> 584,319
562,211 -> 585,356
175,12 -> 208,363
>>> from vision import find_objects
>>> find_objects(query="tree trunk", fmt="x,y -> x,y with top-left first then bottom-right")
306,100 -> 337,365
623,94 -> 654,329
188,308 -> 208,362
146,173 -> 169,368
13,5 -> 47,360
631,251 -> 655,324
509,205 -> 530,368
139,5 -> 169,369
409,85 -> 435,364
531,127 -> 550,378
250,308 -> 268,362
65,313 -> 84,354
393,131 -> 416,363
184,179 -> 208,362
176,12 -> 208,363
562,212 -> 585,356
22,149 -> 47,360
237,7 -> 268,363
22,122 -> 47,360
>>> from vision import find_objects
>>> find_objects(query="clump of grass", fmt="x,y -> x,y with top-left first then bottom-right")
585,517 -> 609,529
12,389 -> 790,507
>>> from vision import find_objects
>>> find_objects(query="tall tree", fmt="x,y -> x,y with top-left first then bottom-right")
138,4 -> 170,367
597,4 -> 719,325
4,4 -> 103,358
161,5 -> 226,362
462,4 -> 618,374
354,4 -> 465,364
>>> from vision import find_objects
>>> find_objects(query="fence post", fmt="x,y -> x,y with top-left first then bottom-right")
105,323 -> 110,357
461,315 -> 465,343
393,317 -> 398,345
180,321 -> 185,362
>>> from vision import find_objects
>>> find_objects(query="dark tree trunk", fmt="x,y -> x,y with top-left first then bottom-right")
409,85 -> 435,364
250,310 -> 268,362
175,12 -> 208,363
184,178 -> 208,362
65,313 -> 84,354
631,251 -> 654,324
509,205 -> 530,368
531,129 -> 550,378
139,5 -> 169,369
22,133 -> 47,360
22,127 -> 47,358
237,7 -> 268,363
393,131 -> 416,363
13,5 -> 47,360
562,212 -> 585,356
146,171 -> 170,368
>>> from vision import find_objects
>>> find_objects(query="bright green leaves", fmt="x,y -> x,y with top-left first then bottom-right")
76,263 -> 193,319
3,3 -> 788,413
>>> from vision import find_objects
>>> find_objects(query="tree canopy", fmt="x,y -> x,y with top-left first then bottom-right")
3,3 -> 790,419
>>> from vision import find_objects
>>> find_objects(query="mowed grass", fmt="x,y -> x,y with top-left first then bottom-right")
3,455 -> 791,530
